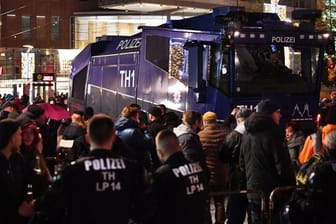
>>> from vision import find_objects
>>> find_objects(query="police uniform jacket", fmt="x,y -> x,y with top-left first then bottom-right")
149,151 -> 208,224
41,149 -> 146,224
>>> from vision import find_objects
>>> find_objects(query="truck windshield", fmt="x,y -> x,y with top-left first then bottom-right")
234,44 -> 320,96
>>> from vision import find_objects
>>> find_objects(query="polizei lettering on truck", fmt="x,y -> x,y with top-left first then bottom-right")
271,36 -> 295,43
116,38 -> 141,50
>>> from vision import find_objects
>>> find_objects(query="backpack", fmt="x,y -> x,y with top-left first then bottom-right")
296,153 -> 324,186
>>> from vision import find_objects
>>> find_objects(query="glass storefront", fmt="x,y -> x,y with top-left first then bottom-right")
0,48 -> 80,101
73,15 -> 186,48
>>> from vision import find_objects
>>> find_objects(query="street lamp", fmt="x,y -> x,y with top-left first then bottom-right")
23,44 -> 34,104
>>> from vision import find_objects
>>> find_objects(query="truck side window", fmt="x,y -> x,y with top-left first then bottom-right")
235,46 -> 258,81
209,45 -> 230,95
234,45 -> 319,96
72,66 -> 87,100
145,35 -> 169,72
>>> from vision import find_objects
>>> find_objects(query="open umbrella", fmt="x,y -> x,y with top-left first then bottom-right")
23,103 -> 70,121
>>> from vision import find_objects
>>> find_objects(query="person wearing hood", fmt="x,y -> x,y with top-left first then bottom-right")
115,106 -> 154,169
239,99 -> 295,224
219,108 -> 252,224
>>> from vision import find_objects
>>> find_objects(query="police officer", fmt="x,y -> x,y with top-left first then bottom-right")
39,114 -> 146,224
148,129 -> 208,224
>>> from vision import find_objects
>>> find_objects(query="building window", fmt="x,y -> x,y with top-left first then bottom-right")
51,16 -> 61,41
36,16 -> 46,40
22,16 -> 32,39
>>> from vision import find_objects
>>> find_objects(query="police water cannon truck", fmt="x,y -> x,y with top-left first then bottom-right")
69,6 -> 334,130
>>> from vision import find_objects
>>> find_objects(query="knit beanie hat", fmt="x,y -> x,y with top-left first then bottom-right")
27,104 -> 45,119
5,94 -> 14,102
236,108 -> 252,119
256,99 -> 280,115
148,106 -> 162,118
0,119 -> 20,149
163,111 -> 181,128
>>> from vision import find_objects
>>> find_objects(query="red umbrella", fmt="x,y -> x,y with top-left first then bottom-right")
23,103 -> 70,121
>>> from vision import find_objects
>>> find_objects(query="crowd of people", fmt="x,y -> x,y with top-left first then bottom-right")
1,91 -> 336,224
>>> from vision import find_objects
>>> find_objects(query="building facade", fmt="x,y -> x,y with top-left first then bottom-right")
1,0 -> 320,49
0,0 -> 98,49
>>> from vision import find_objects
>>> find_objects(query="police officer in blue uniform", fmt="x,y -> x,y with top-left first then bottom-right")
39,114 -> 146,224
147,129 -> 208,224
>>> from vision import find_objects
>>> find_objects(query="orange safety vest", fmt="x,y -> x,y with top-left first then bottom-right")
298,124 -> 336,164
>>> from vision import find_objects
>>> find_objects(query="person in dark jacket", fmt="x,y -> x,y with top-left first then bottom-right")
71,131 -> 91,160
148,129 -> 208,224
173,110 -> 208,173
20,122 -> 51,198
39,114 -> 147,224
240,99 -> 295,224
220,108 -> 252,224
138,109 -> 159,171
0,119 -> 34,224
71,129 -> 137,162
115,106 -> 154,169
147,106 -> 165,138
62,110 -> 86,140
198,111 -> 229,224
147,106 -> 165,171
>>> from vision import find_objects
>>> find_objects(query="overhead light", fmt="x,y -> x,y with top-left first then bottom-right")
23,44 -> 34,49
23,45 -> 34,53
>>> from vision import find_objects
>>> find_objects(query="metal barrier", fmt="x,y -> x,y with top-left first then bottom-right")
268,185 -> 298,224
210,189 -> 267,224
210,187 -> 302,224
